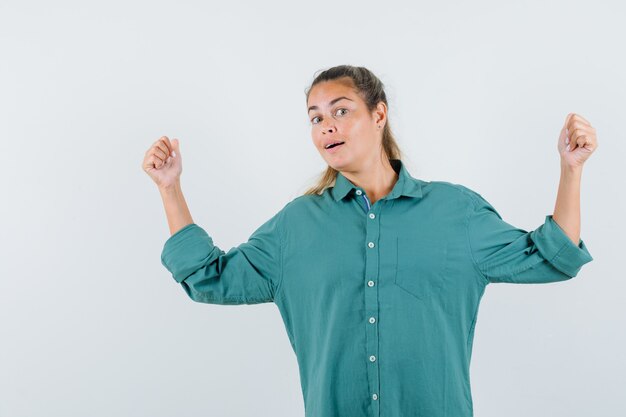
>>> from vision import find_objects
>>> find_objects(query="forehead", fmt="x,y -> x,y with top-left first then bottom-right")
307,79 -> 359,105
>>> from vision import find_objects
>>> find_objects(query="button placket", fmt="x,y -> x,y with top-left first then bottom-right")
355,188 -> 371,213
363,197 -> 381,413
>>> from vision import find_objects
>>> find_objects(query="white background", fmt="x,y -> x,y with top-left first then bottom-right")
1,0 -> 624,416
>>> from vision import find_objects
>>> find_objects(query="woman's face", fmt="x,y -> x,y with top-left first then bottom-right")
307,79 -> 386,171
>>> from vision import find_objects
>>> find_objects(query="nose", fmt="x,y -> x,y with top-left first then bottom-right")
322,122 -> 335,134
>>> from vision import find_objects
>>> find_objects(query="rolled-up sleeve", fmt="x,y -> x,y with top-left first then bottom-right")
466,192 -> 593,284
160,209 -> 284,304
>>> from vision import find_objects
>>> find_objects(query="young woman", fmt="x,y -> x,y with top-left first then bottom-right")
142,65 -> 597,417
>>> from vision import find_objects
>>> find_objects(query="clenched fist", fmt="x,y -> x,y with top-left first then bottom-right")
142,136 -> 182,189
558,113 -> 598,169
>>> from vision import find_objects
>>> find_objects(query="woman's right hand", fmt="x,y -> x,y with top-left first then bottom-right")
142,136 -> 182,189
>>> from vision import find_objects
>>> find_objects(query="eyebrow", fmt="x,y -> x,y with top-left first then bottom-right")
308,96 -> 354,113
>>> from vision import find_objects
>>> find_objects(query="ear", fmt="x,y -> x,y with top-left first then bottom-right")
373,101 -> 387,126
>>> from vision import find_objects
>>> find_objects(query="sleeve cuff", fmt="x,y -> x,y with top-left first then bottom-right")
529,215 -> 594,277
160,223 -> 216,283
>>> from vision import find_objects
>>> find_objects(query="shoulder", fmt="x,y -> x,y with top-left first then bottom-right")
274,192 -> 324,222
428,180 -> 505,222
422,179 -> 486,206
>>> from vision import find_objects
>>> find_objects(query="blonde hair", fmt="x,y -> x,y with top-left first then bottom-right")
302,65 -> 405,196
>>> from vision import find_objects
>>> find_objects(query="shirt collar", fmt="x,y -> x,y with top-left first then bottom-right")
331,159 -> 423,202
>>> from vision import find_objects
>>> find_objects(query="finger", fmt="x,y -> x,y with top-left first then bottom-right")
583,140 -> 596,151
565,122 -> 574,144
568,134 -> 587,152
155,136 -> 172,154
567,124 -> 586,140
570,126 -> 595,143
160,137 -> 173,154
561,122 -> 569,138
567,128 -> 579,151
153,145 -> 168,160
568,114 -> 593,133
566,113 -> 591,134
152,154 -> 166,168
155,142 -> 170,158
570,122 -> 595,135
565,115 -> 574,141
573,114 -> 591,126
576,134 -> 590,148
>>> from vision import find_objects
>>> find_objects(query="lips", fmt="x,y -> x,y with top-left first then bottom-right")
324,141 -> 345,149
325,141 -> 345,153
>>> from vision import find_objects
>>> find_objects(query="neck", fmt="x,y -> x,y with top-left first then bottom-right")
340,156 -> 398,205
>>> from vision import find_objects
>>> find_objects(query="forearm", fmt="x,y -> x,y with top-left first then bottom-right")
552,164 -> 583,245
159,181 -> 194,236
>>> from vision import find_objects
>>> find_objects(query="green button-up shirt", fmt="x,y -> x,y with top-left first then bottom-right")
160,159 -> 593,417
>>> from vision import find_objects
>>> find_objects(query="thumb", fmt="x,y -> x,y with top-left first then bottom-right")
172,138 -> 180,157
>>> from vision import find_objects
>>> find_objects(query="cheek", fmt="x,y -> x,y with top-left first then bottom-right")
348,119 -> 371,135
349,122 -> 372,140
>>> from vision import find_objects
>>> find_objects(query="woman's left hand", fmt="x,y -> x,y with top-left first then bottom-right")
558,113 -> 598,169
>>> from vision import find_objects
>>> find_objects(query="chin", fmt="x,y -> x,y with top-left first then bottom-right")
326,159 -> 348,171
320,149 -> 351,171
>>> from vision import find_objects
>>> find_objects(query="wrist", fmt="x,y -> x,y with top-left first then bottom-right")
159,181 -> 182,195
560,163 -> 583,178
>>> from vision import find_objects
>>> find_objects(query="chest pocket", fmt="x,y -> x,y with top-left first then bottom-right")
394,237 -> 448,300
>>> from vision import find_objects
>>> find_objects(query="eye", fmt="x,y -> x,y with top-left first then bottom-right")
310,108 -> 348,125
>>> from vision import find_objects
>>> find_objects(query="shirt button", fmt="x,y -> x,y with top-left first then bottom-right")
367,280 -> 375,287
372,393 -> 378,401
368,242 -> 375,248
356,189 -> 362,195
369,355 -> 376,362
369,213 -> 375,219
369,317 -> 376,324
